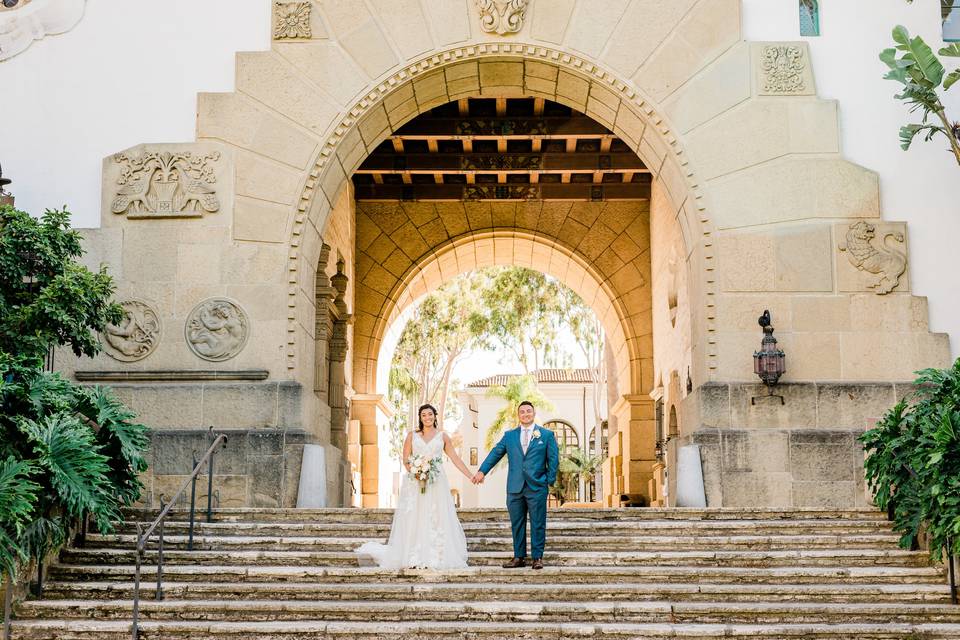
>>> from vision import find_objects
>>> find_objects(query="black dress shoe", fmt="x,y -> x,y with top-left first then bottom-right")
502,557 -> 526,568
531,558 -> 544,570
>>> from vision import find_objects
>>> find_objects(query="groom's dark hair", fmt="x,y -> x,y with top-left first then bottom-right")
518,401 -> 535,411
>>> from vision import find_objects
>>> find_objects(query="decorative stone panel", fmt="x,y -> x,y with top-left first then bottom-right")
475,0 -> 528,36
102,299 -> 162,362
273,2 -> 312,40
836,221 -> 909,295
753,42 -> 815,96
102,143 -> 233,220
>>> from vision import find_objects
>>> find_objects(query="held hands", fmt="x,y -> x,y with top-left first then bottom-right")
471,471 -> 485,485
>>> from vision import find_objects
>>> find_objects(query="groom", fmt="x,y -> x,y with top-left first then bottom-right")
472,401 -> 559,570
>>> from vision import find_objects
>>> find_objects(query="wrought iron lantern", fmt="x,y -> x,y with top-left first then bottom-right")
752,310 -> 786,403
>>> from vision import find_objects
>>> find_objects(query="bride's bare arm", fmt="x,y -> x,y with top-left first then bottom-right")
442,433 -> 474,479
402,432 -> 413,472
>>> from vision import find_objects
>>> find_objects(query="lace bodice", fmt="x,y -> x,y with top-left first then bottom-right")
412,430 -> 444,458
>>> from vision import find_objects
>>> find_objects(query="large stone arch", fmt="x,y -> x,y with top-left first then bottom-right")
283,46 -> 713,383
71,0 -> 951,509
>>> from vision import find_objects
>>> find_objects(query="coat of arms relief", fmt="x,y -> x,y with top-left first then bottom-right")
110,149 -> 221,218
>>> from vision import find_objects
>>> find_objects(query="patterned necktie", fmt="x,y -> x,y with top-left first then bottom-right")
522,428 -> 530,454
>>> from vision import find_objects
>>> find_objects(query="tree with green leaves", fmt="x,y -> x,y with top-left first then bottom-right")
0,204 -> 150,582
880,25 -> 960,165
550,446 -> 603,505
860,358 -> 960,560
386,273 -> 486,459
484,374 -> 554,450
558,285 -> 606,456
472,267 -> 569,374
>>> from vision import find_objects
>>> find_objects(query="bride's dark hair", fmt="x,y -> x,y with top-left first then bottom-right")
416,404 -> 438,432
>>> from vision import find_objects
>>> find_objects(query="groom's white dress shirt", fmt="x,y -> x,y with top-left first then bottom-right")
521,425 -> 533,454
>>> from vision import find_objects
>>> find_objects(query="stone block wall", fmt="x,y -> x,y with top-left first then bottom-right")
669,381 -> 912,508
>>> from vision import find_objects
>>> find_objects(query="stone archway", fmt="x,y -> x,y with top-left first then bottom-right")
357,222 -> 653,507
76,0 -> 951,509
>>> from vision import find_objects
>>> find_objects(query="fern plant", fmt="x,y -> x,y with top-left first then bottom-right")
861,358 -> 960,559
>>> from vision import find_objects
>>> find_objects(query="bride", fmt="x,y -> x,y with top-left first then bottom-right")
355,403 -> 474,569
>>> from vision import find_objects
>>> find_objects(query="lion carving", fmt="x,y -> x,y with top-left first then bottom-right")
838,221 -> 907,295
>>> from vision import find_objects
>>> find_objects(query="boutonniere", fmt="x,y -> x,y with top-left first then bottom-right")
532,429 -> 541,440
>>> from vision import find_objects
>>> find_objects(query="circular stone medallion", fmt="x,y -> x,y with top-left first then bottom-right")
103,299 -> 162,362
185,298 -> 249,362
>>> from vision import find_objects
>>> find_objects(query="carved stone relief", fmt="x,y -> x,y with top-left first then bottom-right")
102,299 -> 161,362
185,298 -> 249,362
759,45 -> 807,94
273,2 -> 311,40
110,149 -> 222,218
0,0 -> 85,62
837,221 -> 908,295
475,0 -> 527,36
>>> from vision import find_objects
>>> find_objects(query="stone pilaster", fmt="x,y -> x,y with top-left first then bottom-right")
608,394 -> 657,505
350,393 -> 393,508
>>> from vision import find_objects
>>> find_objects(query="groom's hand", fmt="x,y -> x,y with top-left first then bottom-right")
471,471 -> 485,484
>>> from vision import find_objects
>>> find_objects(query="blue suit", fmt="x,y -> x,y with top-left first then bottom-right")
479,425 -> 560,559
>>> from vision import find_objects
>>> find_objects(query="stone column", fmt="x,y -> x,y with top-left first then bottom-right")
609,394 -> 657,505
328,259 -> 351,453
350,393 -> 393,508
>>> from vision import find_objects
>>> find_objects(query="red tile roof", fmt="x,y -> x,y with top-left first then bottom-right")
466,368 -> 596,388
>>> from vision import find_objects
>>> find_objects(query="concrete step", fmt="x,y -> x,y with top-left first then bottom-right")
60,547 -> 934,569
111,519 -> 895,538
45,563 -> 946,586
124,507 -> 889,524
16,598 -> 960,624
83,532 -> 903,552
10,619 -> 960,640
36,580 -> 953,604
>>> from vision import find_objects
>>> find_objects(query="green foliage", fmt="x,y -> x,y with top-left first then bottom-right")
484,374 -> 554,450
0,457 -> 39,575
880,26 -> 960,163
550,446 -> 603,505
472,267 -> 568,373
0,206 -> 124,364
0,204 -> 150,584
860,358 -> 960,560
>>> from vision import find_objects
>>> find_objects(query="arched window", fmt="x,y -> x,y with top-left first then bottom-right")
588,420 -> 608,459
946,2 -> 960,41
544,419 -> 579,452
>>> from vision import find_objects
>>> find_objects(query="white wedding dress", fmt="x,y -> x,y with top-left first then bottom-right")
355,431 -> 469,569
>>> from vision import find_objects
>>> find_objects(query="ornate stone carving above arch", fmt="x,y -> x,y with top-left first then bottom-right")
0,0 -> 85,62
475,0 -> 528,36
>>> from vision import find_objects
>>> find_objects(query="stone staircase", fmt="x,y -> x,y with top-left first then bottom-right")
8,508 -> 960,639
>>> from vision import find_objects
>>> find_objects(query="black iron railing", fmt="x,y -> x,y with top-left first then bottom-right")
131,428 -> 227,640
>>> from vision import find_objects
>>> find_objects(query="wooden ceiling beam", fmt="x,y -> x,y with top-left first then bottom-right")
352,182 -> 652,201
394,115 -> 611,137
357,151 -> 649,173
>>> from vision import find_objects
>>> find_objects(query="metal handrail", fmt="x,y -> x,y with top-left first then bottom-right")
131,428 -> 227,640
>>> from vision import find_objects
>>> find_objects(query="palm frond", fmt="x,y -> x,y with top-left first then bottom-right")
16,413 -> 119,531
0,456 -> 39,576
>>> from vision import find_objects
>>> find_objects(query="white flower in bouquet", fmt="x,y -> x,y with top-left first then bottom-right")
407,452 -> 443,493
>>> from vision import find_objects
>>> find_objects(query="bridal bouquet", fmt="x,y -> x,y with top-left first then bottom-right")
407,454 -> 443,493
